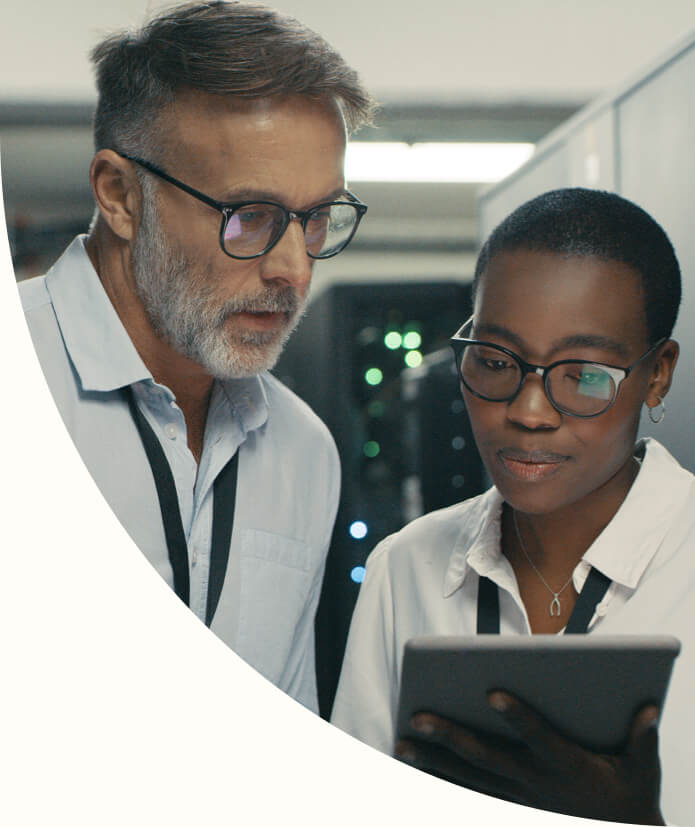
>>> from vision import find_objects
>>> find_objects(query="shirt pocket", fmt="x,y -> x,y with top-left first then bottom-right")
236,529 -> 315,687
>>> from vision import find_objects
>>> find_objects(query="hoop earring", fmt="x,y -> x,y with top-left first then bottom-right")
648,396 -> 665,424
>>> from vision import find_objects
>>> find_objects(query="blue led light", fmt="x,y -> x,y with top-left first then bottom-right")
350,566 -> 366,583
349,520 -> 368,540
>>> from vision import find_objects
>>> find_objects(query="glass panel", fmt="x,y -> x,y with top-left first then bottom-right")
310,203 -> 358,258
223,204 -> 285,255
460,344 -> 521,399
548,363 -> 617,415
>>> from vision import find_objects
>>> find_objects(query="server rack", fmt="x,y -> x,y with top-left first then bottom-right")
273,281 -> 485,716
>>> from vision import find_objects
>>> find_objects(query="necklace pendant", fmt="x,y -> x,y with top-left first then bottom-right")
549,595 -> 561,617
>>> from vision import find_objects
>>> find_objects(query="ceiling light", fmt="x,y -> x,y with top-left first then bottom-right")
345,141 -> 534,183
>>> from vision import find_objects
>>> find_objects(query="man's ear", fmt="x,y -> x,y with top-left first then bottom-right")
89,150 -> 142,242
645,339 -> 679,408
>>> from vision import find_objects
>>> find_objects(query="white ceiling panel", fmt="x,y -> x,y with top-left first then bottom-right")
2,0 -> 695,104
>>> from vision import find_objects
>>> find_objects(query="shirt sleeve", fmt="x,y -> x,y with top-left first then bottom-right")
330,536 -> 400,754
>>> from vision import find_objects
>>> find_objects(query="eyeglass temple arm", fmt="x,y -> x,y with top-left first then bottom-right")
117,153 -> 226,213
629,337 -> 668,371
451,315 -> 475,340
119,151 -> 367,216
344,190 -> 368,211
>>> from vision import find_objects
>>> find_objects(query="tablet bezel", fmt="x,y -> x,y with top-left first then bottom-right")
395,635 -> 681,754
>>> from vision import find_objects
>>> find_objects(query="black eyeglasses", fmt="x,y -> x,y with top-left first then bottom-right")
450,316 -> 665,418
118,153 -> 368,260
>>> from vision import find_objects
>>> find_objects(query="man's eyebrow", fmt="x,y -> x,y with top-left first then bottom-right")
219,186 -> 347,206
473,323 -> 630,360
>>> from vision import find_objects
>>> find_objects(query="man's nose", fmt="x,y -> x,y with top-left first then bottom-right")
259,217 -> 313,293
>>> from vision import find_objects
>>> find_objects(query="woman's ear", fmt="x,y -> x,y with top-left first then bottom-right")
645,340 -> 679,408
89,150 -> 142,242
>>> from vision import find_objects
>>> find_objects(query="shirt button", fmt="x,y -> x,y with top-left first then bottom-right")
595,602 -> 608,616
191,547 -> 198,567
164,424 -> 177,439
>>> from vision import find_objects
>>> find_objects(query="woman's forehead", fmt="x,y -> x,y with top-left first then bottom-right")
474,248 -> 649,352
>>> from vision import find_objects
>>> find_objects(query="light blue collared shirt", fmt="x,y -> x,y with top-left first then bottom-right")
19,236 -> 340,711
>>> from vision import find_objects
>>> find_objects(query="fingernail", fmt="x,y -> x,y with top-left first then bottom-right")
411,715 -> 434,735
487,692 -> 509,712
395,742 -> 416,762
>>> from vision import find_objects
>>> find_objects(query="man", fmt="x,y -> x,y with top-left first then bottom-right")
19,0 -> 374,712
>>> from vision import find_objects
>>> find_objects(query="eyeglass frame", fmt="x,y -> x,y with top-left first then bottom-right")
116,152 -> 368,260
450,316 -> 666,419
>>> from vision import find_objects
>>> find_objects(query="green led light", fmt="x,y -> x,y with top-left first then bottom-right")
367,400 -> 385,418
364,367 -> 383,386
402,331 -> 422,350
404,350 -> 423,368
363,440 -> 380,458
383,331 -> 402,350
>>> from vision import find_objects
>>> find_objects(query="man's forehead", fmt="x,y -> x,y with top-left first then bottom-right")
160,90 -> 346,144
147,89 -> 347,208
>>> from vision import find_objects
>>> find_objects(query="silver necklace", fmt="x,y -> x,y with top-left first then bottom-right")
512,510 -> 575,617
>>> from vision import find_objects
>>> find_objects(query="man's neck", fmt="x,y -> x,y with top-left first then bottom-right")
86,229 -> 213,462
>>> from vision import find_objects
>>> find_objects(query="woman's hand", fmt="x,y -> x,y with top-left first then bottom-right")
394,691 -> 664,824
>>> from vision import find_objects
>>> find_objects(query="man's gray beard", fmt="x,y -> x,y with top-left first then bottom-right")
131,195 -> 306,380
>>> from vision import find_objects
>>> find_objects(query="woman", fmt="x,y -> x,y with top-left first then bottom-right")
331,188 -> 694,824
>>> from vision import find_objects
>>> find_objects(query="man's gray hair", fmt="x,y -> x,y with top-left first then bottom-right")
91,0 -> 376,161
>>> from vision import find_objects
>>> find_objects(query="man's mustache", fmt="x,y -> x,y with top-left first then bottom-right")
217,285 -> 301,319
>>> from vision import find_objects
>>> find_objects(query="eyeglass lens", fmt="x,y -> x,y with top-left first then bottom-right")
222,202 -> 360,258
458,344 -> 618,416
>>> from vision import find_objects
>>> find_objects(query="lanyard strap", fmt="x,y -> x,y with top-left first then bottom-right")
476,574 -> 500,633
207,450 -> 239,626
477,566 -> 612,635
563,567 -> 611,634
126,387 -> 238,626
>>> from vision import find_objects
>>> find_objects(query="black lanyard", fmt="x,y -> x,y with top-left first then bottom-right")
477,566 -> 612,635
126,387 -> 239,627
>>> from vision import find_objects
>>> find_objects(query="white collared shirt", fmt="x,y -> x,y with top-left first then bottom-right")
331,439 -> 695,824
20,236 -> 340,711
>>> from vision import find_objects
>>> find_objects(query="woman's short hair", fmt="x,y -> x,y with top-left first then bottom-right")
91,0 -> 376,160
474,188 -> 682,344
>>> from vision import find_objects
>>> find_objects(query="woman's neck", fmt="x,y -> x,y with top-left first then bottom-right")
508,453 -> 640,571
502,453 -> 640,633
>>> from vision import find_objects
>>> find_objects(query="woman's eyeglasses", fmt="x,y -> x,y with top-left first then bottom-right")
450,316 -> 664,418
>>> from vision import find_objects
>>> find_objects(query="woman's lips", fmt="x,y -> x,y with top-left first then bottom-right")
498,449 -> 570,482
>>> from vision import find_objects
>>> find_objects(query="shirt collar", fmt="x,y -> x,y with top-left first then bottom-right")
44,235 -> 150,392
582,438 -> 692,588
444,487 -> 505,597
45,234 -> 270,434
216,373 -> 269,436
443,438 -> 692,596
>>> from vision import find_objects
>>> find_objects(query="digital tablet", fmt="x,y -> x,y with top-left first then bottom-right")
396,635 -> 680,754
